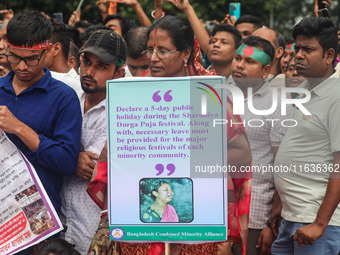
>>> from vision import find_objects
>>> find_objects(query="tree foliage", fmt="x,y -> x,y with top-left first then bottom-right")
1,0 -> 339,39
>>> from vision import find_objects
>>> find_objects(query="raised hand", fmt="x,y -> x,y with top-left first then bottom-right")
68,10 -> 81,26
165,0 -> 190,11
0,9 -> 14,23
113,0 -> 138,6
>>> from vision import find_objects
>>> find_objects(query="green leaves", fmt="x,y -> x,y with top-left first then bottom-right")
1,0 -> 338,39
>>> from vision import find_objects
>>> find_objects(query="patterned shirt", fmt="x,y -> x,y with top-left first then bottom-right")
60,92 -> 106,254
240,81 -> 290,229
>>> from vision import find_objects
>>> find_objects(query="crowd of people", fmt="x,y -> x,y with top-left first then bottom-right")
0,0 -> 339,254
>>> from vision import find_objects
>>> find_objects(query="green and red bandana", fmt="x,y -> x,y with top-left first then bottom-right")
286,43 -> 295,50
236,44 -> 272,66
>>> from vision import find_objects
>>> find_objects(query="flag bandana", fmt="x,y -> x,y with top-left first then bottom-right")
236,44 -> 272,66
286,43 -> 295,50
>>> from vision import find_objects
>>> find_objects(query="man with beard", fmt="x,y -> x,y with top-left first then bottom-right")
0,10 -> 82,217
60,29 -> 126,255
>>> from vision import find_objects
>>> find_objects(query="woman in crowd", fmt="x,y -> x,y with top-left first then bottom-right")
87,15 -> 252,255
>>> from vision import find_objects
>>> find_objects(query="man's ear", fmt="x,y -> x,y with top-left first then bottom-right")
45,43 -> 53,55
262,64 -> 271,78
68,56 -> 78,73
275,46 -> 284,60
325,48 -> 335,65
113,66 -> 126,79
52,42 -> 62,57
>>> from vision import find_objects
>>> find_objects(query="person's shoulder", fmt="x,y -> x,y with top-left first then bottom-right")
48,76 -> 79,97
142,207 -> 153,222
51,70 -> 82,93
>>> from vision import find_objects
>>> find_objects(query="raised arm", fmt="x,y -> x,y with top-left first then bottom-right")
166,0 -> 210,53
115,0 -> 152,26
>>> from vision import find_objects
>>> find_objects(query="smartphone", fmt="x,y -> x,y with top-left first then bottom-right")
229,3 -> 241,21
318,0 -> 327,10
205,20 -> 215,32
0,13 -> 3,21
318,8 -> 330,18
53,12 -> 64,23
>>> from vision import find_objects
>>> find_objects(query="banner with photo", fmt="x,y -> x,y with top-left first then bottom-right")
0,130 -> 63,254
107,76 -> 228,243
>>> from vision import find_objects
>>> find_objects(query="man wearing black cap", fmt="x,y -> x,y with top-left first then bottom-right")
60,29 -> 126,255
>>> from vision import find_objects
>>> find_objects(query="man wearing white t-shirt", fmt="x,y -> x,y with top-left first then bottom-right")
272,17 -> 340,254
44,21 -> 82,92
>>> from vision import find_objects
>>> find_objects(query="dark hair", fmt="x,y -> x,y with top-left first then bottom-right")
274,31 -> 285,50
69,41 -> 80,69
124,26 -> 148,59
235,15 -> 262,30
241,35 -> 275,64
103,14 -> 135,37
79,25 -> 111,48
36,238 -> 80,255
50,21 -> 70,60
74,21 -> 94,31
292,17 -> 338,63
151,181 -> 170,199
66,25 -> 81,49
211,24 -> 242,49
147,15 -> 195,63
285,38 -> 295,46
7,11 -> 52,47
140,180 -> 171,199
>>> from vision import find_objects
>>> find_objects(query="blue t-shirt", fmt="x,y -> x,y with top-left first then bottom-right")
0,68 -> 82,212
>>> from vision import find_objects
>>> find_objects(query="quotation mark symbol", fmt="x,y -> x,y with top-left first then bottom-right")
152,90 -> 173,102
155,163 -> 176,176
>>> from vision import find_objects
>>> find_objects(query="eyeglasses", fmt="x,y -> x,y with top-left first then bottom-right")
141,49 -> 177,60
6,48 -> 46,66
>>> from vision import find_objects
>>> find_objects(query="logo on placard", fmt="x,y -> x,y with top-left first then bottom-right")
110,227 -> 125,240
196,82 -> 222,115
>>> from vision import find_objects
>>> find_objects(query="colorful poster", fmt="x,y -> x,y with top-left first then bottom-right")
0,130 -> 63,254
107,76 -> 228,243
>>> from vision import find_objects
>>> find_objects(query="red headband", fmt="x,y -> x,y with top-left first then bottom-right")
8,40 -> 49,50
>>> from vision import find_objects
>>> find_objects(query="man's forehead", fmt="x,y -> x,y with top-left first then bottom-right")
236,22 -> 255,31
83,52 -> 111,65
295,37 -> 323,50
8,46 -> 43,56
295,35 -> 318,45
106,19 -> 121,27
213,31 -> 234,39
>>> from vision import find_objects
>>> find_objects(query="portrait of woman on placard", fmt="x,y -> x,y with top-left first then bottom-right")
141,180 -> 179,223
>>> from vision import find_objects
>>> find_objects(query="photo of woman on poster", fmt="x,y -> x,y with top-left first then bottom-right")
142,181 -> 178,222
140,178 -> 193,223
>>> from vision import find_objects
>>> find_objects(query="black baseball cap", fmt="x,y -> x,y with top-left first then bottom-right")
80,30 -> 127,67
